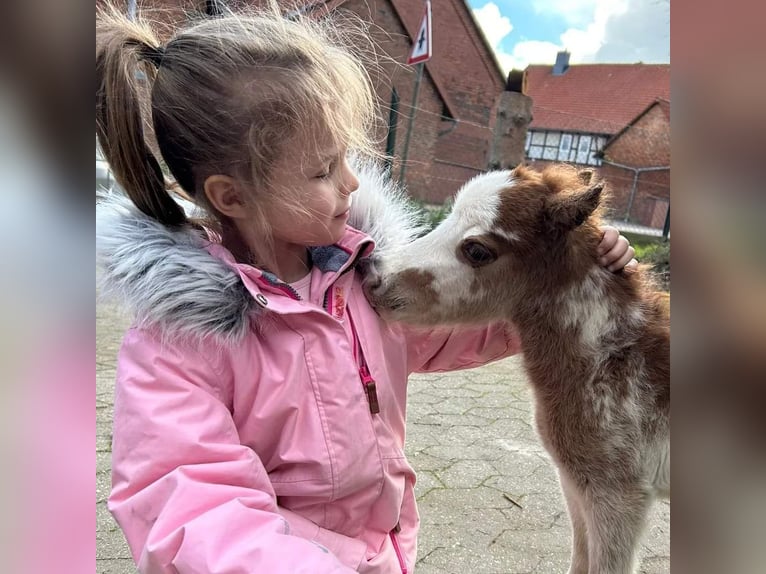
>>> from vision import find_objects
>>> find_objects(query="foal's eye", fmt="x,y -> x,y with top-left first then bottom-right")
460,240 -> 497,267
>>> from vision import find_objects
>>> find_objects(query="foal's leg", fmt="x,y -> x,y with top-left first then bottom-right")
584,487 -> 651,574
560,472 -> 589,574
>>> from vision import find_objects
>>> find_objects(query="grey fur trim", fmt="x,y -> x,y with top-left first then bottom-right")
96,194 -> 255,342
348,157 -> 427,257
96,159 -> 423,341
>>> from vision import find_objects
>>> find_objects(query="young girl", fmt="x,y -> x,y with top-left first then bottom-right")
96,6 -> 636,573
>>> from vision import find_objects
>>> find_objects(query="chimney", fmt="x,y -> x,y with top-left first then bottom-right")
505,69 -> 526,94
552,50 -> 570,75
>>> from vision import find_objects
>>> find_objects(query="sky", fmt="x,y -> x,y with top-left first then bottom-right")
467,0 -> 670,74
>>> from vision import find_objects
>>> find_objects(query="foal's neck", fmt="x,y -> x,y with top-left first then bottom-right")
512,266 -> 641,365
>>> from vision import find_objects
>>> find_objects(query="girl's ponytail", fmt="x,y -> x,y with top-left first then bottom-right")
96,7 -> 187,227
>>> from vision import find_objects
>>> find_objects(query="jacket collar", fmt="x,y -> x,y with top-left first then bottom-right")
206,227 -> 374,317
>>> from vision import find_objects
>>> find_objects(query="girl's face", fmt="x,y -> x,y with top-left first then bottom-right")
264,144 -> 359,248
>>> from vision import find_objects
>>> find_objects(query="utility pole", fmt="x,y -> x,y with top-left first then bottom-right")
399,1 -> 432,187
384,89 -> 400,178
399,63 -> 424,184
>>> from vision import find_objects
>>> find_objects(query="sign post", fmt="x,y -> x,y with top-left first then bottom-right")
399,1 -> 432,186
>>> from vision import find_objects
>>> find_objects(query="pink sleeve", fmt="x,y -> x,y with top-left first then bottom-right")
108,329 -> 357,574
402,320 -> 522,374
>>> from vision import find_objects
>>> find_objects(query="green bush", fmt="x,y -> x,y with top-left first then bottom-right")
422,202 -> 452,231
634,240 -> 670,291
406,198 -> 453,233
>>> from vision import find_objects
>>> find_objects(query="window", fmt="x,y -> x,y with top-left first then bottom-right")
576,135 -> 591,164
591,136 -> 607,165
543,146 -> 558,160
524,130 -> 604,165
526,130 -> 545,159
559,134 -> 572,160
528,145 -> 543,159
524,130 -> 572,161
545,132 -> 561,146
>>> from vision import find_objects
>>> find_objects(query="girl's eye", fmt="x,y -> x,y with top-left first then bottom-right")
315,162 -> 336,179
460,240 -> 498,267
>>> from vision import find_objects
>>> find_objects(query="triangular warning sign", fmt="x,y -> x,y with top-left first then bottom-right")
407,1 -> 432,66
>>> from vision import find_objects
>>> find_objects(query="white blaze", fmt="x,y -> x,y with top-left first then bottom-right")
382,171 -> 514,310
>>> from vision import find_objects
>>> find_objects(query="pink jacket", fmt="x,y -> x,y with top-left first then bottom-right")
97,163 -> 521,573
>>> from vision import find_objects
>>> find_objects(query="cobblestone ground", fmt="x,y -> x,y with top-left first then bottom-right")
96,299 -> 670,574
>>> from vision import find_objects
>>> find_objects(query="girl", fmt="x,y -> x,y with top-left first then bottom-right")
96,5 -> 636,573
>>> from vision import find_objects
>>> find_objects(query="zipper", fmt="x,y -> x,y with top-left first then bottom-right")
359,362 -> 380,414
390,527 -> 407,574
345,303 -> 380,415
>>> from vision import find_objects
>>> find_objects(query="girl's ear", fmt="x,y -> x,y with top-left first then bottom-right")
203,175 -> 250,219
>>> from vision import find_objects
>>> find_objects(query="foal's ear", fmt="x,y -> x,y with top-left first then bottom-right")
545,182 -> 604,232
577,169 -> 594,185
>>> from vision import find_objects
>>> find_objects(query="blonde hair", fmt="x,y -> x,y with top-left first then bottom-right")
96,2 -> 378,267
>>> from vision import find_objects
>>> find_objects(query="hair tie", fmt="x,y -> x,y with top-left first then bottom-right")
141,44 -> 166,69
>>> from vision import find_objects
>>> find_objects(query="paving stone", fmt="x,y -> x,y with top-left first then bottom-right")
96,558 -> 139,574
97,469 -> 112,504
96,297 -> 670,573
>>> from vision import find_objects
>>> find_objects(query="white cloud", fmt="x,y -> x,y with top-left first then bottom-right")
505,41 -> 561,69
472,2 -> 525,72
472,2 -> 513,48
594,0 -> 670,62
474,0 -> 669,75
560,0 -> 629,62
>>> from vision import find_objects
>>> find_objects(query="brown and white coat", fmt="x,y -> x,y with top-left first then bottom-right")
367,164 -> 670,574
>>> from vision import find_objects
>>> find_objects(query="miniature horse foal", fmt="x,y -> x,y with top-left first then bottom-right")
366,165 -> 670,574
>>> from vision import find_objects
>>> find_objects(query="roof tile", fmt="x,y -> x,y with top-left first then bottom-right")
525,64 -> 670,134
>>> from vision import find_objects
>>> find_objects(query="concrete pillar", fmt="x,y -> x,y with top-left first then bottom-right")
489,91 -> 533,170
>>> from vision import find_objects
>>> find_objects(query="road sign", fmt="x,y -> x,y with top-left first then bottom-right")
406,1 -> 432,66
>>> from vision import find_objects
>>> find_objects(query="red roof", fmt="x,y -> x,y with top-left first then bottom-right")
524,63 -> 670,135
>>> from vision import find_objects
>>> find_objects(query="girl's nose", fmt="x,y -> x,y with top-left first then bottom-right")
340,159 -> 360,196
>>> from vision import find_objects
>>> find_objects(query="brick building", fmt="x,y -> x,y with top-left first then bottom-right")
598,98 -> 670,228
100,0 -> 516,204
521,53 -> 670,228
339,0 -> 508,203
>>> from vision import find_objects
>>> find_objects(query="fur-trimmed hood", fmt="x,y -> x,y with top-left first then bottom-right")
96,159 -> 425,341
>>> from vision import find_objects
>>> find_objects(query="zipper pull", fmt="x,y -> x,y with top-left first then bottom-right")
366,382 -> 380,414
359,365 -> 380,414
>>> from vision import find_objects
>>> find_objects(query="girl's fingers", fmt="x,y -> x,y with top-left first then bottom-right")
598,226 -> 619,255
607,246 -> 637,272
600,235 -> 630,265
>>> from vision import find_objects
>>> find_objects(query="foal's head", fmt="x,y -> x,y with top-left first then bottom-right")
366,164 -> 607,324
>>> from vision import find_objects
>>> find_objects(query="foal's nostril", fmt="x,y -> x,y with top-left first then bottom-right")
362,272 -> 382,295
359,257 -> 384,292
367,275 -> 383,292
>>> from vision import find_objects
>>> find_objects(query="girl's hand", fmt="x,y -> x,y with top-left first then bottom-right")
598,226 -> 638,273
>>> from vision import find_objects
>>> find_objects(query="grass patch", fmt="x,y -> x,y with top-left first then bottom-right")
407,198 -> 453,233
634,240 -> 670,291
